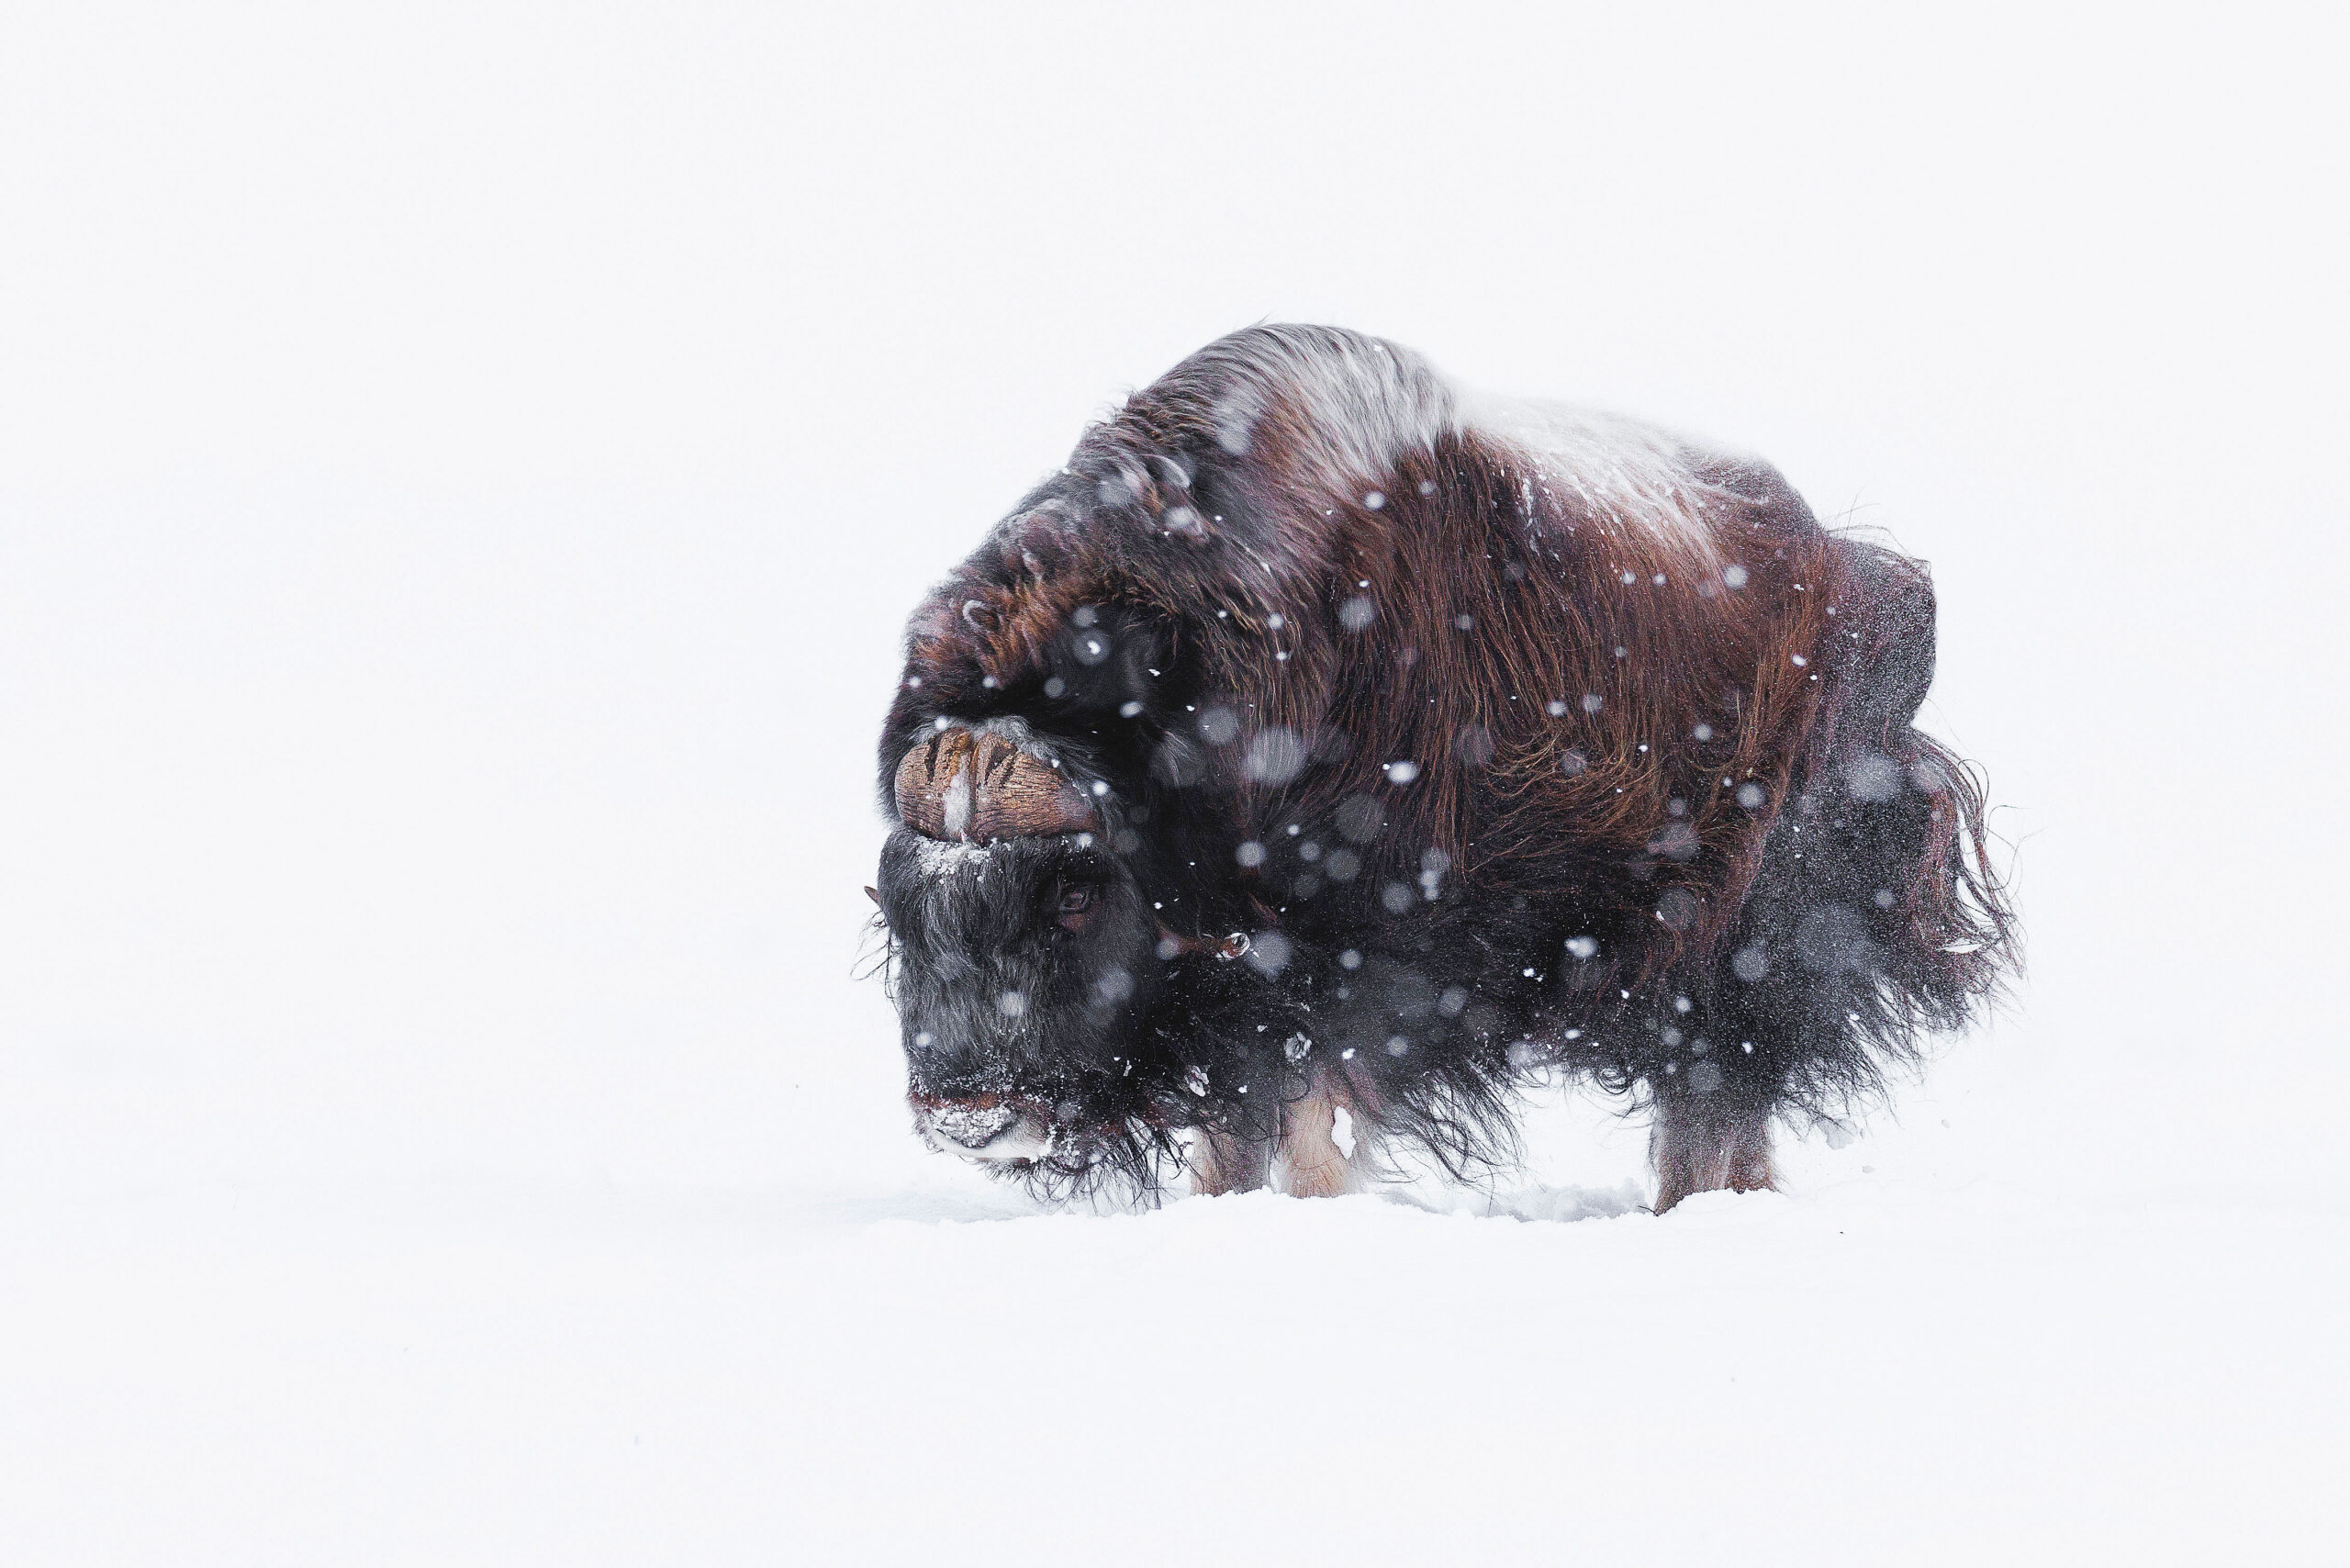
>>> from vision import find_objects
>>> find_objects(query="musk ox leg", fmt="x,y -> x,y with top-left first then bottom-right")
1273,1074 -> 1362,1199
1188,1126 -> 1271,1196
1649,1092 -> 1776,1214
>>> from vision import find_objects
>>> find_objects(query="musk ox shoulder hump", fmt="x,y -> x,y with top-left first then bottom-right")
1450,391 -> 1739,566
1169,325 -> 1745,565
1169,323 -> 1459,492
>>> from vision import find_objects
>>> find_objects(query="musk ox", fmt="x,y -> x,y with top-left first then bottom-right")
868,324 -> 2015,1210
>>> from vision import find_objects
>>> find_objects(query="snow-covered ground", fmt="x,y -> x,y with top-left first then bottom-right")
7,1172 -> 2341,1565
4,7 -> 2345,1564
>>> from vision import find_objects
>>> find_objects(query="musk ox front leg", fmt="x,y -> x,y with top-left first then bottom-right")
1187,1126 -> 1271,1196
1188,1074 -> 1365,1197
1648,1090 -> 1777,1213
1272,1071 -> 1362,1198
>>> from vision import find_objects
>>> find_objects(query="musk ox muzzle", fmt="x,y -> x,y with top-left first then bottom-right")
910,1091 -> 1060,1163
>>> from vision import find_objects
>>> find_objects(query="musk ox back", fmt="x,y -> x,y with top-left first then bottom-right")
868,324 -> 2015,1209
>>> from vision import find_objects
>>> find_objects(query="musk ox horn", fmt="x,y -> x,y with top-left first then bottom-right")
894,726 -> 1098,842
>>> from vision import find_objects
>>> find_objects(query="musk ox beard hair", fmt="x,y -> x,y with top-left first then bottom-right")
869,323 -> 2017,1210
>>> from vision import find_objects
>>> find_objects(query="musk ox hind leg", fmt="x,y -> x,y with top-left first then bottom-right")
1640,538 -> 2016,1216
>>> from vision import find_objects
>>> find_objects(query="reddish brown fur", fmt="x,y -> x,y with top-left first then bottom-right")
876,325 -> 2016,1206
895,418 -> 1850,1003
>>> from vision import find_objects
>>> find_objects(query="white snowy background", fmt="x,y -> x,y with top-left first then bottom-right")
4,6 -> 2344,1563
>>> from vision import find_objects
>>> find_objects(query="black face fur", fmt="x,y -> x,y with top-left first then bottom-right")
873,825 -> 1174,1172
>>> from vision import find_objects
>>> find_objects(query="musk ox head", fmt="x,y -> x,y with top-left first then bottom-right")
871,721 -> 1175,1180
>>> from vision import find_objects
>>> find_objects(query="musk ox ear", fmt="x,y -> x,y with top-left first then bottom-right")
894,725 -> 1099,842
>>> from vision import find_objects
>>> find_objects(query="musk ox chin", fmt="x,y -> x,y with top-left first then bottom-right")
868,324 -> 2016,1211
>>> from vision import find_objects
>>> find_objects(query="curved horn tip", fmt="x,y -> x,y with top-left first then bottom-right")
893,727 -> 973,837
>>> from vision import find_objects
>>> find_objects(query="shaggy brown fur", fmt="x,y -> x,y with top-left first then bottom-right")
872,325 -> 2015,1209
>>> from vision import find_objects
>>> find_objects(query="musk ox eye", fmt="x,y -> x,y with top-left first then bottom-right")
1053,881 -> 1103,932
